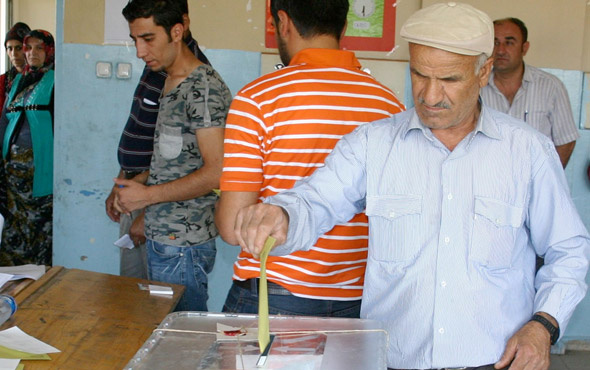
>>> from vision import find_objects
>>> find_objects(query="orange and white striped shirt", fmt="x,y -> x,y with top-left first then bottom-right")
220,48 -> 404,300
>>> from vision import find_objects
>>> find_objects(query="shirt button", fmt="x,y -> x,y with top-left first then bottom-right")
179,253 -> 184,257
441,281 -> 447,287
389,212 -> 395,217
444,237 -> 450,244
447,193 -> 453,200
439,328 -> 445,334
495,218 -> 502,224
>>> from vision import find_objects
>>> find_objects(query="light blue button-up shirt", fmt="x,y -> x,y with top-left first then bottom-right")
267,106 -> 590,369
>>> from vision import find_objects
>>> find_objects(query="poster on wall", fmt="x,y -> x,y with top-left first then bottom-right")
265,0 -> 396,52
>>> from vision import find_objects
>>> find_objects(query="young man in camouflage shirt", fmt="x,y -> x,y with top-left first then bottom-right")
115,0 -> 232,311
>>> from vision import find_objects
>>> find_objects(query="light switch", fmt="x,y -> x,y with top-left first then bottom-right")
96,62 -> 112,78
116,63 -> 132,79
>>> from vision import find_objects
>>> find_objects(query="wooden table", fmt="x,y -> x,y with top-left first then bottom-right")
1,266 -> 184,369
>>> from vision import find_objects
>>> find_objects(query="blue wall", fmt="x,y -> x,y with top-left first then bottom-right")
52,3 -> 590,341
53,43 -> 257,312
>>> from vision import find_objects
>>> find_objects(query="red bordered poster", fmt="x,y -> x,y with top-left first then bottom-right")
265,0 -> 396,52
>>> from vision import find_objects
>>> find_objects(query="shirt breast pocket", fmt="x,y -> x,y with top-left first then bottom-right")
365,195 -> 422,262
158,124 -> 183,160
471,196 -> 524,269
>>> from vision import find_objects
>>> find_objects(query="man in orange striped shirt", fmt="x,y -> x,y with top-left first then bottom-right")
215,0 -> 404,317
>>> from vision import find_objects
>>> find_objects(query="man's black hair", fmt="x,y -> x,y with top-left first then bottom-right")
270,0 -> 349,40
494,17 -> 528,44
122,0 -> 184,38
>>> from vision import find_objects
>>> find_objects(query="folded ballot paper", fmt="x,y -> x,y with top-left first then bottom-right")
0,327 -> 60,369
114,234 -> 134,249
0,265 -> 45,290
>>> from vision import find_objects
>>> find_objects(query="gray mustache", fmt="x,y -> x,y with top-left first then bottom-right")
417,98 -> 451,109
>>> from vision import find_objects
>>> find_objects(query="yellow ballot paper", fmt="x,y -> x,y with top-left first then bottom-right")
212,188 -> 221,196
258,236 -> 276,354
0,344 -> 50,360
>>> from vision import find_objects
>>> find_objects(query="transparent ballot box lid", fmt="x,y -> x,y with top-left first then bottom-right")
124,312 -> 387,370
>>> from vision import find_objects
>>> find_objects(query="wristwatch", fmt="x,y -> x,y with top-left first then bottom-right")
530,314 -> 560,345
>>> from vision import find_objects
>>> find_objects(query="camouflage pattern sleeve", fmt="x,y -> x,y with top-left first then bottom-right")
187,67 -> 232,131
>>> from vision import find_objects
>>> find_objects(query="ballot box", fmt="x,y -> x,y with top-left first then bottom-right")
124,312 -> 387,370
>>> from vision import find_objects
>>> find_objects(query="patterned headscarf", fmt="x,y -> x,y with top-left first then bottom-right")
4,22 -> 30,48
13,30 -> 55,97
22,30 -> 55,73
3,23 -> 31,92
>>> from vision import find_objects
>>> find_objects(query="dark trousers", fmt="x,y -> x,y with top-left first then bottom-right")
222,280 -> 361,317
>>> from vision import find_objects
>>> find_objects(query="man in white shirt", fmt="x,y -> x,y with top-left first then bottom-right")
230,3 -> 590,370
481,17 -> 579,168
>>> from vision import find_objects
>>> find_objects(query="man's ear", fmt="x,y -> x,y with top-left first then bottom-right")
478,56 -> 494,88
171,23 -> 184,42
277,10 -> 290,38
522,41 -> 530,57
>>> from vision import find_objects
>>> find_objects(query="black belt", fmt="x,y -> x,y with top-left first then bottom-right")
123,170 -> 144,179
234,278 -> 292,296
6,104 -> 51,112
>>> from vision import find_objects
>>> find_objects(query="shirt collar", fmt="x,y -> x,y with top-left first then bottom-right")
474,102 -> 501,140
288,49 -> 362,70
404,111 -> 429,138
521,62 -> 533,86
489,62 -> 531,90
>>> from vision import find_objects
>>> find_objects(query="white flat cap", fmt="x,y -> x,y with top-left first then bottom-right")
400,2 -> 494,57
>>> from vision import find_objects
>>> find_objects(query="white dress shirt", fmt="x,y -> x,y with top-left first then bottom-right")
267,106 -> 590,369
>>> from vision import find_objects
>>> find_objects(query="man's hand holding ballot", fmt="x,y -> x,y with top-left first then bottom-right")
234,204 -> 288,260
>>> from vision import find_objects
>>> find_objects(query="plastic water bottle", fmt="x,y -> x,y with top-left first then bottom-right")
0,295 -> 17,325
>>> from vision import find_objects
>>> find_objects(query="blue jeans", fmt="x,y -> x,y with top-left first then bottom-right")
146,238 -> 216,312
222,281 -> 361,318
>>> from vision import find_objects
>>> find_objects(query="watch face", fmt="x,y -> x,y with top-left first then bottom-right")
352,0 -> 376,18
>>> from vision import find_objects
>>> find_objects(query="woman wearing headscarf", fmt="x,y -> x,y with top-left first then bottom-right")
0,30 -> 54,266
0,22 -> 31,113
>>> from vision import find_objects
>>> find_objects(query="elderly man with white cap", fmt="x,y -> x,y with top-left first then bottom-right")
230,2 -> 590,370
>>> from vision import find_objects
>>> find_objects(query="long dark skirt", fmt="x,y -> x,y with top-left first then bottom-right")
0,145 -> 52,266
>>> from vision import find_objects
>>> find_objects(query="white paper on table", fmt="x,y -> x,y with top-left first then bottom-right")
0,359 -> 20,370
114,234 -> 134,249
0,265 -> 45,281
0,327 -> 61,354
0,274 -> 13,290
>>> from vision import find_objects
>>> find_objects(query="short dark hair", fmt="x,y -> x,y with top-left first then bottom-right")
271,0 -> 349,40
122,0 -> 184,37
177,0 -> 188,14
494,17 -> 528,44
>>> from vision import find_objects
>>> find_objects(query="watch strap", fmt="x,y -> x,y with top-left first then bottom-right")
530,314 -> 560,345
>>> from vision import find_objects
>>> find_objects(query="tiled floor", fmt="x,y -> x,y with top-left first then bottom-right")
550,351 -> 590,370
